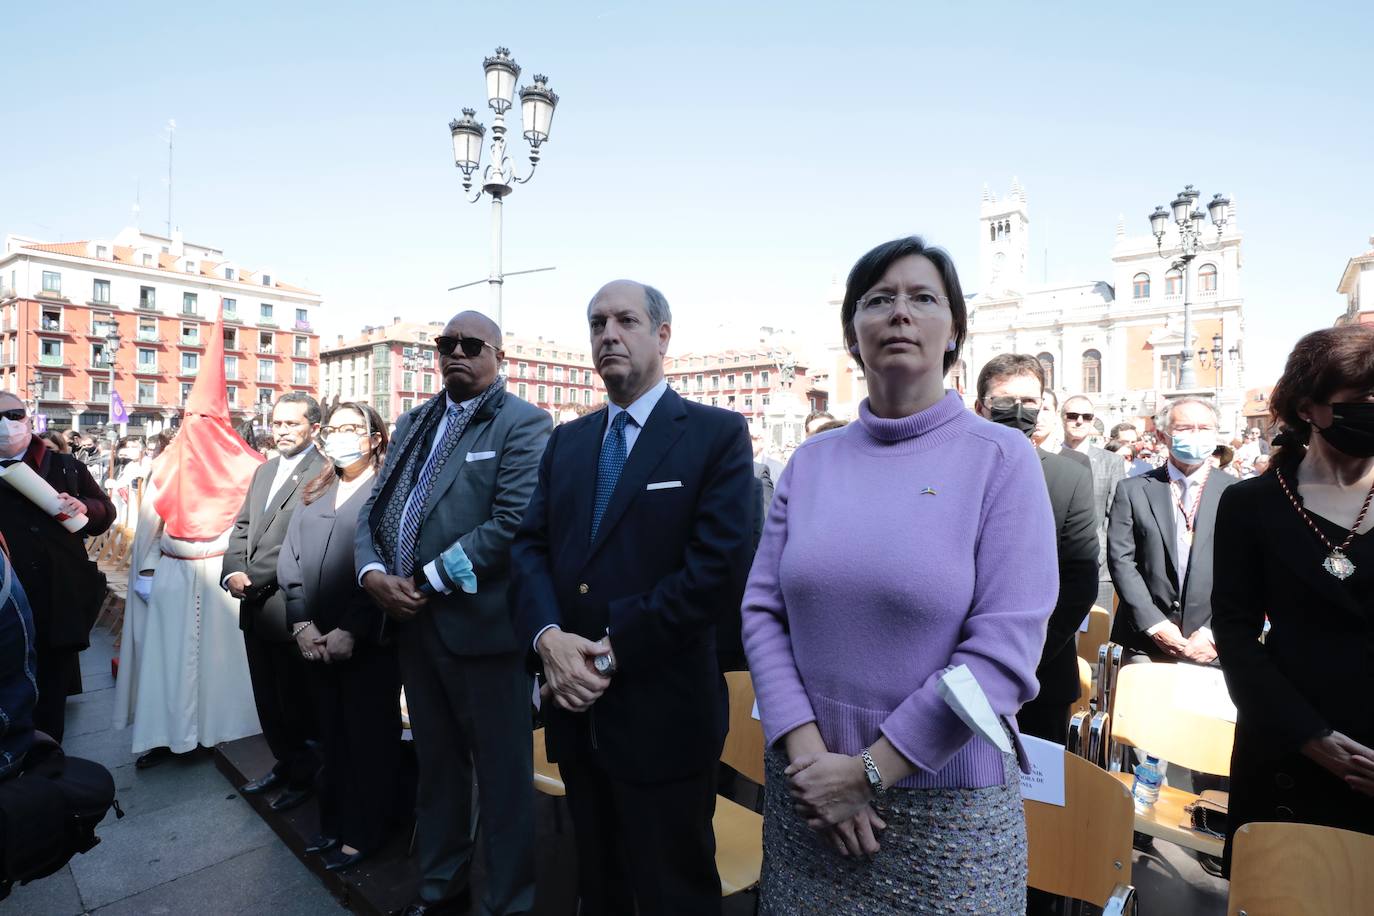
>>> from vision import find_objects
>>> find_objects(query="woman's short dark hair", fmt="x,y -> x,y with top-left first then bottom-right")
840,236 -> 968,374
302,401 -> 389,506
1269,325 -> 1374,468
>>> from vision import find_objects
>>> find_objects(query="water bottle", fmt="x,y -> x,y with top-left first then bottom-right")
1132,755 -> 1162,811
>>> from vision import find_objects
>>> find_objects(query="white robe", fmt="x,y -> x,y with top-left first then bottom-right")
113,484 -> 261,753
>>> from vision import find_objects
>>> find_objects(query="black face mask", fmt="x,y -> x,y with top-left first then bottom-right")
987,404 -> 1038,438
1314,401 -> 1374,459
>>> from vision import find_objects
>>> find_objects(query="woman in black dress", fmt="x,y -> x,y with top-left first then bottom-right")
1213,325 -> 1374,873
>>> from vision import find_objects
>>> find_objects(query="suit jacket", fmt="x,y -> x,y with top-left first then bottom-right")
1107,464 -> 1236,658
280,479 -> 386,645
1029,448 -> 1099,705
356,387 -> 552,658
222,446 -> 328,642
1062,444 -> 1125,573
510,387 -> 754,783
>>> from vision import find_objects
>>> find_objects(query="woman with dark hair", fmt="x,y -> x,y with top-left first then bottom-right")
742,236 -> 1058,913
277,401 -> 400,872
1213,325 -> 1374,870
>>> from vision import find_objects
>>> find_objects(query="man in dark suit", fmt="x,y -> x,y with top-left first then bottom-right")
0,393 -> 114,742
1062,394 -> 1126,609
973,356 -> 1099,744
511,280 -> 754,916
357,311 -> 551,916
1108,397 -> 1236,664
221,392 -> 325,811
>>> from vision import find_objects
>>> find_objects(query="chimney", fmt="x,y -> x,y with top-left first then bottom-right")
393,316 -> 401,325
336,335 -> 344,347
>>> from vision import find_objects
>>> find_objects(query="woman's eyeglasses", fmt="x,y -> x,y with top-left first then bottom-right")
434,336 -> 498,358
320,424 -> 370,436
855,290 -> 949,315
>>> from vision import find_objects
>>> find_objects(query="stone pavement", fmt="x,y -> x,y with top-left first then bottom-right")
4,629 -> 343,916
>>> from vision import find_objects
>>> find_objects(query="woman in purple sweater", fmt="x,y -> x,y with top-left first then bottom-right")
741,236 -> 1058,914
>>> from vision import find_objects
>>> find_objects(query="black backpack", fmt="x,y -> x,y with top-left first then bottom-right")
0,739 -> 122,901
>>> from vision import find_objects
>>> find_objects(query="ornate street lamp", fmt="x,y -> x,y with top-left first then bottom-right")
447,47 -> 560,330
104,325 -> 122,431
1147,184 -> 1229,390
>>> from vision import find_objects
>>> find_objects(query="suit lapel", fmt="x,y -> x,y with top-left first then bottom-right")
261,449 -> 320,534
568,411 -> 605,563
421,398 -> 499,522
247,461 -> 276,544
1143,467 -> 1179,580
307,498 -> 336,603
1189,473 -> 1227,558
587,391 -> 687,560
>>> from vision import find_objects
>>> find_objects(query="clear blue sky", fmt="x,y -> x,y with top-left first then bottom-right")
5,0 -> 1369,383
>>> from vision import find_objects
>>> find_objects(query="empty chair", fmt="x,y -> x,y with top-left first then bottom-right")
1227,822 -> 1374,916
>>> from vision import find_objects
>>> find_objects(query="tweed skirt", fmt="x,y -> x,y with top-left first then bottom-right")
757,748 -> 1027,915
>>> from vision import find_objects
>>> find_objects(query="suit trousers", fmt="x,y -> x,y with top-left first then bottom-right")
243,629 -> 318,787
559,733 -> 722,916
33,644 -> 78,743
398,616 -> 535,915
308,644 -> 402,854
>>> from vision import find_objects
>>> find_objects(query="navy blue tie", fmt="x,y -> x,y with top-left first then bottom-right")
591,411 -> 631,542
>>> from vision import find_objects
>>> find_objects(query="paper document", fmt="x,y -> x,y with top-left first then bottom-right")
0,461 -> 88,532
936,665 -> 1013,753
750,700 -> 760,721
1018,734 -> 1066,806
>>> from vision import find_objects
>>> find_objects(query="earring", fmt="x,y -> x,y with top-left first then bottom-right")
946,340 -> 957,352
849,344 -> 860,356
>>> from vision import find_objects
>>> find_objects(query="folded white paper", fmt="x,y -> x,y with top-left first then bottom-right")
465,451 -> 496,462
1018,734 -> 1067,806
645,480 -> 683,490
937,664 -> 1013,753
0,461 -> 89,533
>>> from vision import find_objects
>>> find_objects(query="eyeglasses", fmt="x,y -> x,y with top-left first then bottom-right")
435,336 -> 498,359
1063,411 -> 1095,423
0,409 -> 26,422
855,290 -> 949,315
321,423 -> 370,437
985,396 -> 1043,411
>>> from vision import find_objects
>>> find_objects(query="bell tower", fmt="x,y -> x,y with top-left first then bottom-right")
979,178 -> 1030,297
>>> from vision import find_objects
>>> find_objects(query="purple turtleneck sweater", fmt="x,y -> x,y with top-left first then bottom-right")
741,391 -> 1058,789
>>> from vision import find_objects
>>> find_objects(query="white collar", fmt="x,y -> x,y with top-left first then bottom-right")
607,378 -> 668,431
278,443 -> 315,469
444,391 -> 481,413
1166,460 -> 1209,486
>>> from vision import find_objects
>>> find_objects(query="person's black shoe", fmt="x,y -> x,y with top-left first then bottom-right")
395,887 -> 471,915
1132,831 -> 1156,852
304,835 -> 338,855
323,847 -> 367,872
268,786 -> 313,812
240,771 -> 285,795
1197,853 -> 1226,878
135,746 -> 175,770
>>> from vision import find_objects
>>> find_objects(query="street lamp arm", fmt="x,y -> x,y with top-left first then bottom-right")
512,161 -> 538,184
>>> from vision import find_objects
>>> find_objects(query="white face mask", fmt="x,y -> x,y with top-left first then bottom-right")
323,431 -> 365,467
0,417 -> 30,455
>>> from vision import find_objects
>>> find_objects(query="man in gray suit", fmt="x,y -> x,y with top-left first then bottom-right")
1061,393 -> 1126,609
356,311 -> 551,916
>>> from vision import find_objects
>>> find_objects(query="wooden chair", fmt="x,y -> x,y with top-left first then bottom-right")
532,727 -> 565,797
1077,605 -> 1112,668
1025,751 -> 1136,914
1071,657 -> 1093,718
1227,822 -> 1374,916
715,670 -> 764,897
1107,663 -> 1235,856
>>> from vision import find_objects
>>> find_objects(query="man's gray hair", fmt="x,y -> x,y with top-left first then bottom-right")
643,284 -> 671,327
1155,396 -> 1220,435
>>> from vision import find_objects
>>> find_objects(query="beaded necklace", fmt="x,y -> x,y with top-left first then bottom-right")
1274,466 -> 1374,580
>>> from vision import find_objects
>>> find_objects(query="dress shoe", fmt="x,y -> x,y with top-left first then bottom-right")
395,887 -> 471,915
1197,853 -> 1226,878
268,786 -> 313,812
135,746 -> 175,770
240,771 -> 284,795
304,835 -> 338,855
1132,831 -> 1156,852
323,847 -> 366,872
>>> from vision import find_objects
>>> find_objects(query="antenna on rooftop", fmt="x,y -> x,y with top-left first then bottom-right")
164,119 -> 176,236
133,178 -> 142,229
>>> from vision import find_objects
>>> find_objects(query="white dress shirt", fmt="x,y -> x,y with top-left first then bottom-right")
1144,461 -> 1214,644
265,445 -> 315,512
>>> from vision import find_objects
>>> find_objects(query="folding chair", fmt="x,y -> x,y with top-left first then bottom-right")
715,670 -> 764,898
1076,605 -> 1111,668
1228,821 -> 1374,916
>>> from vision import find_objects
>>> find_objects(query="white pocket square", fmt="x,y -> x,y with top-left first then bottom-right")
465,451 -> 497,462
645,480 -> 683,491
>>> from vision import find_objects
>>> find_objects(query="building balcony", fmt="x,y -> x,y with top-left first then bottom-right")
223,312 -> 242,324
133,365 -> 162,377
178,337 -> 205,349
85,299 -> 117,309
258,319 -> 279,328
38,322 -> 75,337
178,369 -> 200,379
257,348 -> 280,358
137,301 -> 158,311
135,332 -> 163,344
256,377 -> 283,387
35,291 -> 70,303
290,379 -> 311,389
293,320 -> 312,332
179,310 -> 202,319
35,355 -> 74,370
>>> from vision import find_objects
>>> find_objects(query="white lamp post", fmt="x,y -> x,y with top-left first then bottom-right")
1148,184 -> 1229,391
104,325 -> 123,434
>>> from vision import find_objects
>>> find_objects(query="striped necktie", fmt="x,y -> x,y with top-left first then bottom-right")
591,411 -> 631,542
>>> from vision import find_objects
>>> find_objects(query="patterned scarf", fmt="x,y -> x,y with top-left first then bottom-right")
372,377 -> 505,574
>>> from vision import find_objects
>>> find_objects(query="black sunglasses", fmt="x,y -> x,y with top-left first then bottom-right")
0,409 -> 26,422
1063,411 -> 1095,423
434,336 -> 498,359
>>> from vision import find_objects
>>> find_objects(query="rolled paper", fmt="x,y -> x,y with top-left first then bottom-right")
0,460 -> 89,533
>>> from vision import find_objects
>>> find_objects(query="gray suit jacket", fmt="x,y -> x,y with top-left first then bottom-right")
1062,444 -> 1125,575
356,387 -> 552,657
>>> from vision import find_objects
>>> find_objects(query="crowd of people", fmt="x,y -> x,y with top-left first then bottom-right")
0,236 -> 1370,916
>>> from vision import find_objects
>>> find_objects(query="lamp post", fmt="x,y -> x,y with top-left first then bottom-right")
26,376 -> 42,427
449,47 -> 560,331
104,325 -> 122,434
1148,185 -> 1229,391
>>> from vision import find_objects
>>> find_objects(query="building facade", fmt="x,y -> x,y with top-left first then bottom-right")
0,227 -> 321,433
959,182 -> 1249,433
1336,235 -> 1374,326
663,347 -> 827,443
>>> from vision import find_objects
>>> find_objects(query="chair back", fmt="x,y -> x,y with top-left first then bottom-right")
1071,657 -> 1093,718
1025,751 -> 1134,904
1228,822 -> 1374,916
1110,663 -> 1234,776
721,671 -> 765,786
1077,605 -> 1112,666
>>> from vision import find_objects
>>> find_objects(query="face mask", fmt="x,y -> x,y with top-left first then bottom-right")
323,432 -> 365,467
1170,430 -> 1217,464
986,404 -> 1038,439
1314,402 -> 1374,459
0,418 -> 30,454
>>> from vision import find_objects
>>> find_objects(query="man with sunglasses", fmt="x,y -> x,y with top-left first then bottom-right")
0,393 -> 114,741
357,311 -> 550,916
1061,394 -> 1125,609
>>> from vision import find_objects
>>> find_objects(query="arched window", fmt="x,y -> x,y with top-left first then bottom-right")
1082,349 -> 1102,394
949,359 -> 967,394
1198,263 -> 1218,294
1132,272 -> 1151,299
1037,352 -> 1056,391
1165,268 -> 1183,296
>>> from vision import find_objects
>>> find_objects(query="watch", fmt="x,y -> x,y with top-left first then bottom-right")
593,652 -> 616,676
860,748 -> 885,797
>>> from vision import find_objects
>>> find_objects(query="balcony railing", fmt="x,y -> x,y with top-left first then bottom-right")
180,336 -> 203,347
136,332 -> 162,343
258,319 -> 278,328
223,312 -> 242,323
39,354 -> 65,367
138,301 -> 158,311
293,320 -> 312,332
180,308 -> 201,318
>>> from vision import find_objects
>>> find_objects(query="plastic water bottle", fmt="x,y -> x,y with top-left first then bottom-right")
1132,755 -> 1162,812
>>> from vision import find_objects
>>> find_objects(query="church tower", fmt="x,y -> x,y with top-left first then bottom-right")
979,179 -> 1030,297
